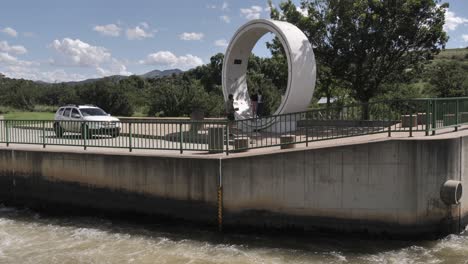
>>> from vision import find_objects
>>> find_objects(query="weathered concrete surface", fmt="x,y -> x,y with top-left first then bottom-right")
0,132 -> 467,237
220,138 -> 465,236
0,150 -> 219,223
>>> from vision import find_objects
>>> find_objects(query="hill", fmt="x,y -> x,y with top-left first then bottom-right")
140,69 -> 183,79
434,48 -> 468,65
43,68 -> 183,85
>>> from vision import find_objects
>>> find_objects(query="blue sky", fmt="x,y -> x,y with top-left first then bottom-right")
0,0 -> 467,82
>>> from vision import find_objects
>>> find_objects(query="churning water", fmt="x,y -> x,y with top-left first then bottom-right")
0,206 -> 468,264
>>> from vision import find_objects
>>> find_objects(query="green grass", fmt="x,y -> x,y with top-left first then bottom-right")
436,48 -> 468,60
434,48 -> 468,67
3,112 -> 55,120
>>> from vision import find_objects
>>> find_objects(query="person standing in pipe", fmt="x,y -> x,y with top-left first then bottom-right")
257,90 -> 264,117
225,94 -> 239,121
225,94 -> 239,135
250,91 -> 258,118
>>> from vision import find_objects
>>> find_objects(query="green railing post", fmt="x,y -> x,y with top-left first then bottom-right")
225,123 -> 229,156
83,121 -> 87,150
387,104 -> 391,137
5,120 -> 9,147
42,120 -> 46,148
129,122 -> 133,152
179,122 -> 183,154
425,100 -> 430,136
455,99 -> 459,132
409,110 -> 413,137
432,100 -> 437,135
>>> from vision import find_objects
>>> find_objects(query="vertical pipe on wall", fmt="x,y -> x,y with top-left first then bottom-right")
217,157 -> 223,232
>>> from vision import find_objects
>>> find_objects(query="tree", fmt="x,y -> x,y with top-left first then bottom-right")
77,80 -> 134,116
0,79 -> 37,110
190,53 -> 224,93
269,0 -> 344,107
427,61 -> 468,97
270,0 -> 448,118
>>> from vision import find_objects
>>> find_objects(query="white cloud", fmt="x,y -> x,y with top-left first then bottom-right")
206,4 -> 216,9
126,25 -> 154,40
0,52 -> 21,65
1,66 -> 88,83
444,9 -> 468,31
96,58 -> 132,76
2,58 -> 130,82
214,39 -> 228,47
1,27 -> 18,37
50,38 -> 111,67
220,15 -> 231,23
140,51 -> 203,70
39,69 -> 88,82
179,32 -> 204,41
221,2 -> 229,11
93,24 -> 121,37
0,40 -> 34,78
463,34 -> 468,42
48,38 -> 131,78
240,6 -> 264,20
0,41 -> 27,55
0,52 -> 34,67
0,38 -> 129,82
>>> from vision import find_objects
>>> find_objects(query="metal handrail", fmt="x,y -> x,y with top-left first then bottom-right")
1,97 -> 468,154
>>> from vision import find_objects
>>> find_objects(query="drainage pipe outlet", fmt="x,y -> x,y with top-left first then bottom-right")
440,180 -> 463,205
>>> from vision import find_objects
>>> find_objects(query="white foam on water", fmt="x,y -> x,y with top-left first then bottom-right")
2,207 -> 468,264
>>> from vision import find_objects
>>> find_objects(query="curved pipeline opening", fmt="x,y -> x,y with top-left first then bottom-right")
440,180 -> 463,205
222,19 -> 316,132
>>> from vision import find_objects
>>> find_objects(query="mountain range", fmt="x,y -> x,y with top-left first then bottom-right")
42,69 -> 184,85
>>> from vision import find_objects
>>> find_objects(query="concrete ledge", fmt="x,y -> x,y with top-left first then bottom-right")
297,120 -> 397,128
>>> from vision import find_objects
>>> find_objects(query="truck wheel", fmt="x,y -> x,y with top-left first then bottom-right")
53,122 -> 64,138
110,129 -> 120,138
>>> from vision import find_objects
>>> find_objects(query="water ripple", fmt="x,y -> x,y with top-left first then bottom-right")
0,206 -> 468,264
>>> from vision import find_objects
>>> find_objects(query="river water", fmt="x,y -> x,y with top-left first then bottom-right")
0,206 -> 468,264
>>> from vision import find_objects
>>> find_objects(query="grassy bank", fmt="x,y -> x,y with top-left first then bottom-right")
3,112 -> 55,120
0,105 -> 56,120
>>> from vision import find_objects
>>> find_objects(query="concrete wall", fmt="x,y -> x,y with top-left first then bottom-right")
0,149 -> 219,222
0,135 -> 466,237
221,139 -> 464,236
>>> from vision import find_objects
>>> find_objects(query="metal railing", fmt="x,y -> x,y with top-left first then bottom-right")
0,119 -> 228,153
1,97 -> 468,154
228,97 -> 468,152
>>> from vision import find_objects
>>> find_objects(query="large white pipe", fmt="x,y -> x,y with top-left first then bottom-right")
222,19 -> 316,125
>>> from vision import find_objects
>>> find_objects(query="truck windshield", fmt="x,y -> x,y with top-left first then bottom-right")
80,108 -> 107,116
